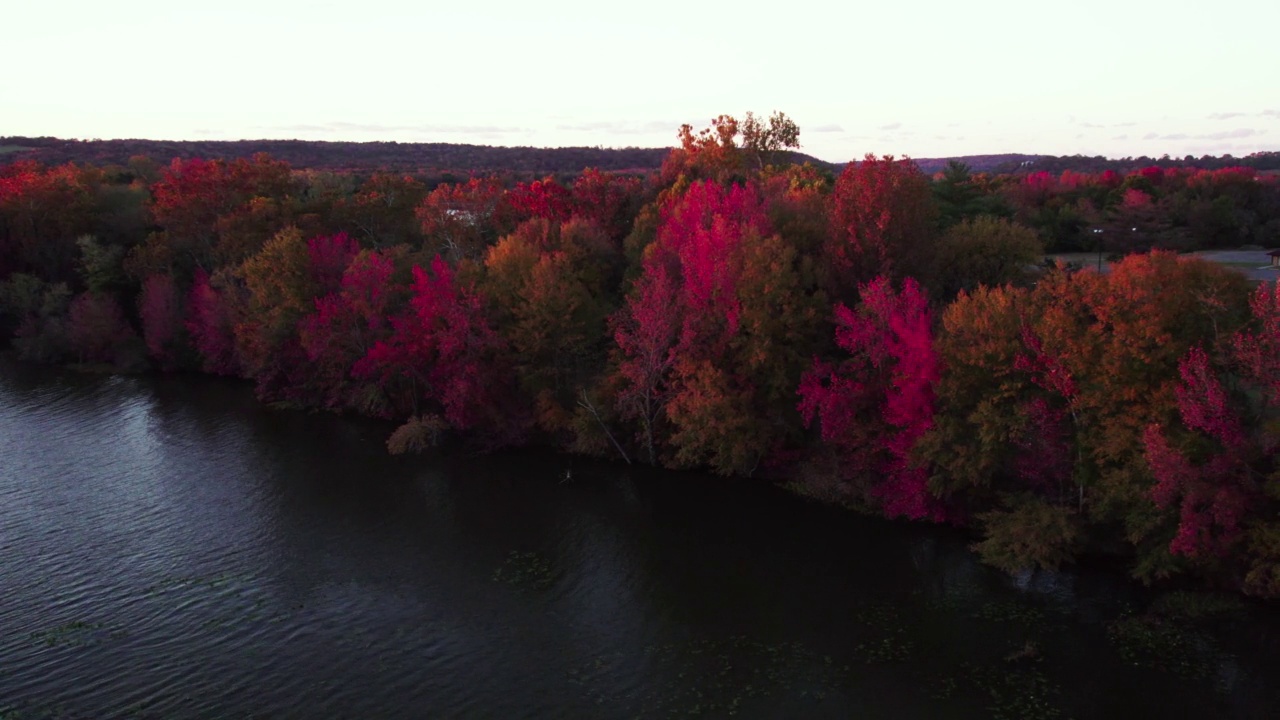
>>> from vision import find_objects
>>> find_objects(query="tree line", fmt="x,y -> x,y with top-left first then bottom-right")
1,113 -> 1278,597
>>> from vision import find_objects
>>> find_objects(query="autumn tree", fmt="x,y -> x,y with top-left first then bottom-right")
338,172 -> 427,248
569,168 -> 644,242
920,253 -> 1253,576
917,284 -> 1038,504
0,273 -> 72,362
0,162 -> 101,283
1143,283 -> 1280,595
129,154 -> 295,278
760,163 -> 832,258
138,273 -> 186,370
416,177 -> 508,262
740,111 -> 801,171
481,217 -> 621,435
662,112 -> 801,185
233,229 -> 358,398
185,268 -> 240,376
67,291 -> 135,365
798,277 -> 944,520
926,216 -> 1042,299
298,248 -> 408,413
354,256 -> 520,448
505,177 -> 572,226
611,261 -> 680,465
612,180 -> 820,473
826,155 -> 937,301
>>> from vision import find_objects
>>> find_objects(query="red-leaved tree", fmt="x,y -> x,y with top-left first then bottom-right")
139,273 -> 185,370
298,250 -> 401,413
185,268 -> 240,376
354,256 -> 518,444
798,276 -> 944,520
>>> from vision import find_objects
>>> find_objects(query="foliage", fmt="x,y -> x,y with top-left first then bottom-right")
385,414 -> 449,455
5,117 -> 1280,599
927,216 -> 1042,299
67,291 -> 134,365
799,277 -> 942,519
354,255 -> 520,445
138,273 -> 185,370
827,155 -> 937,301
972,494 -> 1081,573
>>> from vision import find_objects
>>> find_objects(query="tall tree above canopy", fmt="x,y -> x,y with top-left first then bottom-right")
740,111 -> 801,171
662,112 -> 801,185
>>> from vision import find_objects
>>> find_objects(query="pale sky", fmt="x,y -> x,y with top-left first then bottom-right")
2,1 -> 1277,162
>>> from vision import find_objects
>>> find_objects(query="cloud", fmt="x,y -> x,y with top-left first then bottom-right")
260,124 -> 331,133
554,120 -> 677,134
1079,120 -> 1135,129
1195,128 -> 1263,140
1138,129 -> 1262,142
1263,110 -> 1280,118
1112,134 -> 1129,141
256,122 -> 526,135
810,124 -> 844,133
1207,112 -> 1246,120
878,122 -> 902,131
336,122 -> 525,134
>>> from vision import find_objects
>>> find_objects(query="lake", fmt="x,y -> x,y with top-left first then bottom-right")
1,360 -> 1277,719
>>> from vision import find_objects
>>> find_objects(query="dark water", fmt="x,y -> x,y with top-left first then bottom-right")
1,361 -> 1278,720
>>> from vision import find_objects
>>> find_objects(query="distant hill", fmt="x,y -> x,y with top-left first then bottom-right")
909,154 -> 1046,174
0,137 -> 671,174
3,137 -> 1276,177
0,136 -> 831,176
911,152 -> 1280,175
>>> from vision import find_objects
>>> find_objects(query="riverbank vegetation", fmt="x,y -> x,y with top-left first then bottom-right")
2,114 -> 1278,597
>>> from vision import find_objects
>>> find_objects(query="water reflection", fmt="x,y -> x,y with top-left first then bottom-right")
0,360 -> 1277,719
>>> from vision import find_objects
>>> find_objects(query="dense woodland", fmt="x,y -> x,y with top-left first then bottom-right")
0,136 -> 733,177
2,113 -> 1279,598
7,134 -> 1279,177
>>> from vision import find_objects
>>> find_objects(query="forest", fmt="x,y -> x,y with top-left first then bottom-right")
7,134 -> 1279,177
2,113 -> 1279,598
